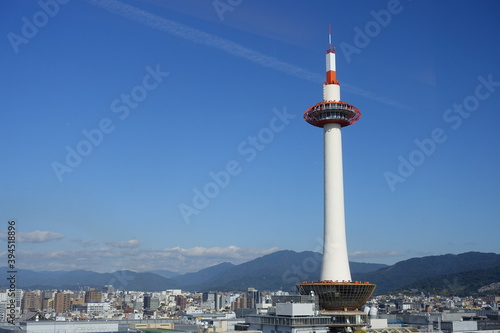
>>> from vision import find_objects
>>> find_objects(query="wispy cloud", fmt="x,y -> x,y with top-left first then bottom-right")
8,245 -> 279,273
161,245 -> 278,260
106,239 -> 140,248
349,250 -> 404,259
0,230 -> 64,243
87,0 -> 320,82
86,0 -> 409,109
73,238 -> 99,247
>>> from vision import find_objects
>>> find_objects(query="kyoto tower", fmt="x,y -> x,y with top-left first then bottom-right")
297,28 -> 375,323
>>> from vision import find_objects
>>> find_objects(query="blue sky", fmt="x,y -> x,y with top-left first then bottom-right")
1,0 -> 499,274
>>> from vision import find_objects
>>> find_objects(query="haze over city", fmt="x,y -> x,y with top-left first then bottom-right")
2,0 -> 499,274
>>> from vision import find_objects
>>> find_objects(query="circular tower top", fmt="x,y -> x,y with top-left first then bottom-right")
304,101 -> 361,128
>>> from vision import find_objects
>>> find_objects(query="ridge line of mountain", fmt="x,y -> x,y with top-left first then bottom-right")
1,250 -> 498,295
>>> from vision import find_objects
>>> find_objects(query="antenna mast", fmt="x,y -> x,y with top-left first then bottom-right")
328,24 -> 333,51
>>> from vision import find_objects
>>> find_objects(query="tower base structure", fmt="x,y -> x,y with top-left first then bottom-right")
297,281 -> 376,311
297,281 -> 376,333
323,310 -> 370,333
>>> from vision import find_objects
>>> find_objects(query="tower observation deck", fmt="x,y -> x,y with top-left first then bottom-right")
297,28 -> 375,320
304,101 -> 360,128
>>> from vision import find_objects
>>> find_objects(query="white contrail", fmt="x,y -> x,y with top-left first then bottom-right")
87,0 -> 409,109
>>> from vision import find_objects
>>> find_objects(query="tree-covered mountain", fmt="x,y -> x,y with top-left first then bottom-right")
172,262 -> 235,288
0,268 -> 179,291
0,250 -> 384,292
1,268 -> 180,292
188,250 -> 386,292
398,265 -> 500,296
1,251 -> 498,296
356,252 -> 500,294
146,269 -> 179,279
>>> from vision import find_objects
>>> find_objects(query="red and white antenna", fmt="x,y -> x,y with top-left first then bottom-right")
324,25 -> 340,100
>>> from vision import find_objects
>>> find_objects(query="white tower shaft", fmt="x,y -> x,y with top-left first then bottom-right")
320,46 -> 352,282
321,122 -> 352,282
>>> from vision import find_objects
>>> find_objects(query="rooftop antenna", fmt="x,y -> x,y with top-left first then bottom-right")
328,24 -> 334,51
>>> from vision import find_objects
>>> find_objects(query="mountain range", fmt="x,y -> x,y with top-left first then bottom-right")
2,251 -> 499,296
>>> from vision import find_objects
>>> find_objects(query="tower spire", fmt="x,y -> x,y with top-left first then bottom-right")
324,25 -> 340,98
328,24 -> 333,52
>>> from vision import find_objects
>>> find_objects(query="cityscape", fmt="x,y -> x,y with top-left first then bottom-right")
0,282 -> 499,333
2,1 -> 500,333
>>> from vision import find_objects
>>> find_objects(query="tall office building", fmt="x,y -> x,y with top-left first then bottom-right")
247,288 -> 261,309
54,292 -> 71,313
143,293 -> 151,310
202,292 -> 219,310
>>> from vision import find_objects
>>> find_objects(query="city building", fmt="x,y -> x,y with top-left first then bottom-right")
21,292 -> 41,314
176,295 -> 188,311
143,293 -> 151,310
86,302 -> 111,316
202,292 -> 219,311
84,290 -> 103,304
54,292 -> 71,313
246,289 -> 261,310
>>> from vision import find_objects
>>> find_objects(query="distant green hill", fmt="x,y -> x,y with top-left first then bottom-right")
0,250 -> 385,292
398,265 -> 500,296
2,251 -> 499,295
356,252 -> 500,294
192,250 -> 386,292
172,262 -> 235,287
5,268 -> 180,291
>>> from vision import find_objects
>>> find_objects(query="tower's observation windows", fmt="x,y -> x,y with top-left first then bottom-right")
304,101 -> 361,127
